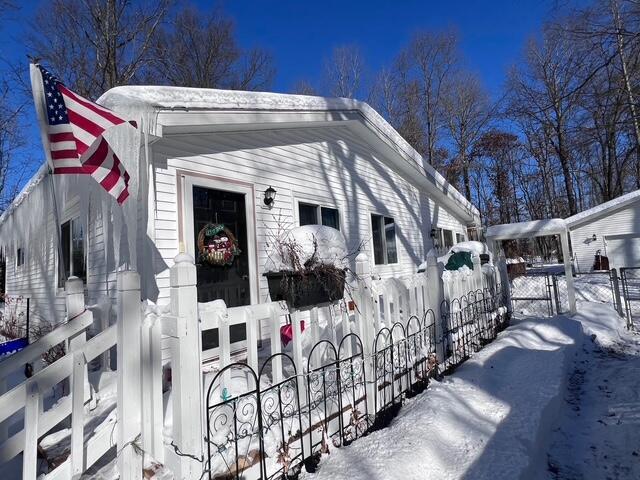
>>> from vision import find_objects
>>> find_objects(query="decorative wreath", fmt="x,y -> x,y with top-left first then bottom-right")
197,223 -> 241,267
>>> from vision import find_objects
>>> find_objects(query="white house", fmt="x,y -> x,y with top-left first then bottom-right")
0,87 -> 480,329
566,190 -> 640,272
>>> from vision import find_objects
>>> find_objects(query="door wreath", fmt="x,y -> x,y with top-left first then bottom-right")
197,223 -> 241,267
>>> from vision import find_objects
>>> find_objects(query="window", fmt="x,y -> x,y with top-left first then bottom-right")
58,218 -> 86,287
456,233 -> 465,243
371,214 -> 398,265
443,229 -> 454,249
0,250 -> 5,296
298,202 -> 340,230
16,247 -> 25,267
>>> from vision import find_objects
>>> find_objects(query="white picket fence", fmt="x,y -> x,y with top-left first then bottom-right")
0,250 -> 510,479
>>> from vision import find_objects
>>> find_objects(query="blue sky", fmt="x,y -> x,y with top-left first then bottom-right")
1,0 -> 557,193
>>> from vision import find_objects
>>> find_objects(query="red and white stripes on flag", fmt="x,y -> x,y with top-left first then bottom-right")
31,64 -> 133,204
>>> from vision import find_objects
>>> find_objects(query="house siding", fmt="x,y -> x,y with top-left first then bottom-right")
570,202 -> 640,272
151,125 -> 471,303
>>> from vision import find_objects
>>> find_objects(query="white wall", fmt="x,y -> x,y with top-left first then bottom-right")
151,124 -> 470,303
570,201 -> 640,272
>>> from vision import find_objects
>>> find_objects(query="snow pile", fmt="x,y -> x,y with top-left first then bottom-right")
302,316 -> 582,480
265,225 -> 348,272
450,240 -> 489,257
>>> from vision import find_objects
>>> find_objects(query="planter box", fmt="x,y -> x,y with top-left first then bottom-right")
264,269 -> 346,309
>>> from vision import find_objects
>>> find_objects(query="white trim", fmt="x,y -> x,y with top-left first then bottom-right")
368,211 -> 399,267
181,175 -> 259,306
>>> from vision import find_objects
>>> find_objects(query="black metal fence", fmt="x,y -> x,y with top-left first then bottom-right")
203,285 -> 509,480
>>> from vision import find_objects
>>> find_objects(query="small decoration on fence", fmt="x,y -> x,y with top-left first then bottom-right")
197,223 -> 241,267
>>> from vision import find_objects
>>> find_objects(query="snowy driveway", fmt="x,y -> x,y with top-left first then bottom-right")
302,316 -> 583,480
541,303 -> 640,480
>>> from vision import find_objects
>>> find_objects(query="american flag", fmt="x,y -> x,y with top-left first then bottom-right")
36,64 -> 132,204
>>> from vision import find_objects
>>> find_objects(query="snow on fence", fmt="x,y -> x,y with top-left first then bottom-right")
0,250 -> 510,479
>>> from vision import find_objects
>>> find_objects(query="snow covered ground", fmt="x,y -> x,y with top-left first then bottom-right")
301,315 -> 583,480
539,303 -> 640,479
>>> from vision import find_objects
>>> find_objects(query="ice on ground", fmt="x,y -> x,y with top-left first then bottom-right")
302,316 -> 582,480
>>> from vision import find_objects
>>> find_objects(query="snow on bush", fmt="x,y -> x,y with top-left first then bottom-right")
265,225 -> 348,272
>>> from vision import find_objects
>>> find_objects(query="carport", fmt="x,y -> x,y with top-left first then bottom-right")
485,218 -> 576,314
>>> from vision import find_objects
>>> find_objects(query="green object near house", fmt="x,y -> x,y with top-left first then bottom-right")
445,251 -> 474,271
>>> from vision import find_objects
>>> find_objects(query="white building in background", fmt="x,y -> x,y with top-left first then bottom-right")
566,190 -> 640,272
0,88 -> 480,329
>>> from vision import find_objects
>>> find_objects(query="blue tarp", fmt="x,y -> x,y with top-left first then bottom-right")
0,337 -> 28,359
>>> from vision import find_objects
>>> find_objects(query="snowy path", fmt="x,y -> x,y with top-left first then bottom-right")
540,303 -> 640,480
301,316 -> 583,480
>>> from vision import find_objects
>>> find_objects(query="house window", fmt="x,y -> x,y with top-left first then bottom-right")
456,233 -> 465,243
443,229 -> 454,249
371,214 -> 398,265
298,202 -> 340,230
58,218 -> 86,287
0,250 -> 5,297
16,248 -> 25,267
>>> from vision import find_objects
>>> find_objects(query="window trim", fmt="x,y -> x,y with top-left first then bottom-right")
370,212 -> 398,265
293,198 -> 343,231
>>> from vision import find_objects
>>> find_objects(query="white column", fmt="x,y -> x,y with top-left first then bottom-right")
116,271 -> 143,479
169,254 -> 204,479
560,232 -> 577,314
354,252 -> 375,416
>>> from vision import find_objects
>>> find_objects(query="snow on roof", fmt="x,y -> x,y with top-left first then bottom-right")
485,218 -> 567,240
98,86 -> 478,219
565,189 -> 640,228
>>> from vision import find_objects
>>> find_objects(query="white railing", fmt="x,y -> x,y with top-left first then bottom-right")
0,249 -> 510,480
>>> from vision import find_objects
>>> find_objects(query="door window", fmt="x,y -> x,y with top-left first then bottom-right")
192,186 -> 250,308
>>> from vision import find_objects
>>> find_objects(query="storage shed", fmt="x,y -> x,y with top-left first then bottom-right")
566,190 -> 640,272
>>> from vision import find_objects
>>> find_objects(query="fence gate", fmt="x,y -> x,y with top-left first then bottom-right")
621,267 -> 640,329
509,273 -> 554,317
552,271 -> 622,316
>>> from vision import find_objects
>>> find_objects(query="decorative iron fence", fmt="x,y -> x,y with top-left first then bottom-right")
203,286 -> 508,480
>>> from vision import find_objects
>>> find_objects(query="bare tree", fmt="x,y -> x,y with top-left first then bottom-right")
442,71 -> 494,200
150,7 -> 275,90
28,0 -> 170,98
291,79 -> 317,96
323,45 -> 366,99
507,27 -> 587,216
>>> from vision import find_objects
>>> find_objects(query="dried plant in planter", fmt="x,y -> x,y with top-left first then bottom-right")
263,218 -> 362,309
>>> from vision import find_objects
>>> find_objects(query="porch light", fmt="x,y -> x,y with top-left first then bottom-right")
430,228 -> 437,238
264,186 -> 277,206
592,234 -> 597,242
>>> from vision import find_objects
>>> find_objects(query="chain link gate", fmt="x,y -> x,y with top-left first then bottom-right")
509,273 -> 554,317
620,267 -> 640,329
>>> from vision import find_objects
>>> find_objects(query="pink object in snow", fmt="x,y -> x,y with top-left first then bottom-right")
280,321 -> 305,347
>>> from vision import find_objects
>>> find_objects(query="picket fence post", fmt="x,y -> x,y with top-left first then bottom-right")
23,380 -> 40,480
354,252 -> 376,416
472,255 -> 482,292
141,310 -> 164,462
169,254 -> 204,479
116,271 -> 143,479
497,254 -> 512,314
65,275 -> 90,478
425,250 -> 445,363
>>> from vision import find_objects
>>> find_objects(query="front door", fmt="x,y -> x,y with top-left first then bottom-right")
183,177 -> 257,307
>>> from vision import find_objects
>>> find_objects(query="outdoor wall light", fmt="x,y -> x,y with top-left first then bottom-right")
263,186 -> 277,206
592,234 -> 597,242
430,228 -> 437,238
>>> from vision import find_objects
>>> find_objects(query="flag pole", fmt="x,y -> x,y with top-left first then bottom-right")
29,62 -> 67,289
